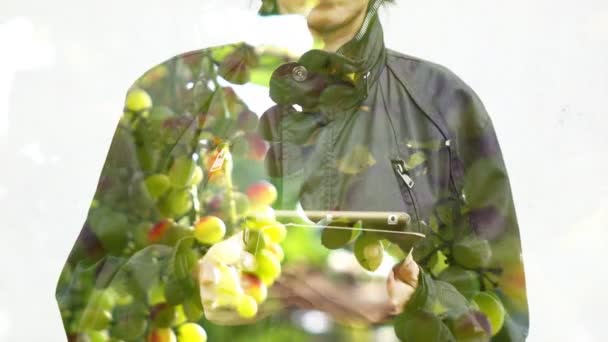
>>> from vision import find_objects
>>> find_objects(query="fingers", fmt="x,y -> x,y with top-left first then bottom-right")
387,269 -> 417,314
198,232 -> 249,325
393,250 -> 420,288
386,252 -> 421,315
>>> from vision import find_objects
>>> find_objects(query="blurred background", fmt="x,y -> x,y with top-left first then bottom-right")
0,0 -> 607,340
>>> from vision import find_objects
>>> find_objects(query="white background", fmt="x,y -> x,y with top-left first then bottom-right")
1,0 -> 607,340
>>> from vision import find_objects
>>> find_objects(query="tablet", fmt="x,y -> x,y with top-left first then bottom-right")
274,209 -> 426,251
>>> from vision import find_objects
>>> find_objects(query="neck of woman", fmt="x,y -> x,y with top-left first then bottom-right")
309,9 -> 367,52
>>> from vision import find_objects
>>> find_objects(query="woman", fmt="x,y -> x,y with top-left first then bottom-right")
56,0 -> 529,341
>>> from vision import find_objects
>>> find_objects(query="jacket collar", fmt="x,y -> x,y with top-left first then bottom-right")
334,0 -> 387,98
267,1 -> 387,116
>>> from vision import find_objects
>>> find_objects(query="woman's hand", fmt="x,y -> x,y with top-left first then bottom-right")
197,231 -> 261,325
386,251 -> 420,315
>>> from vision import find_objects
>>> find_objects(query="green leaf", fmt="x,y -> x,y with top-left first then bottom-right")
249,52 -> 290,87
109,245 -> 173,300
354,232 -> 384,271
492,312 -> 528,342
406,151 -> 426,170
429,250 -> 449,276
429,214 -> 439,234
163,237 -> 199,304
336,144 -> 376,175
211,44 -> 237,63
404,268 -> 431,312
436,204 -> 454,226
433,280 -> 470,319
168,236 -> 198,280
412,234 -> 440,262
437,266 -> 481,300
405,139 -> 444,152
320,219 -> 360,249
218,56 -> 251,85
394,309 -> 455,342
249,67 -> 274,87
321,226 -> 352,249
463,158 -> 509,210
452,236 -> 492,268
89,209 -> 130,254
385,241 -> 406,260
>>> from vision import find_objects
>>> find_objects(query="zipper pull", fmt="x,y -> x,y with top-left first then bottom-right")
391,159 -> 415,188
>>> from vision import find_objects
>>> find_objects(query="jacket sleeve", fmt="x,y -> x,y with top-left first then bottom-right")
398,65 -> 530,341
54,55 -> 192,339
443,74 -> 530,341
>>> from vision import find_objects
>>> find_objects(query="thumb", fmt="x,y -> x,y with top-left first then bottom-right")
393,249 -> 420,288
386,249 -> 421,314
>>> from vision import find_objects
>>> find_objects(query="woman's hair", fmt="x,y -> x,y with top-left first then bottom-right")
258,0 -> 395,16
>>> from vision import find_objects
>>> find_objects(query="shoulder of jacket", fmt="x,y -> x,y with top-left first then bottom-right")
129,41 -> 246,90
385,48 -> 477,98
384,48 -> 487,125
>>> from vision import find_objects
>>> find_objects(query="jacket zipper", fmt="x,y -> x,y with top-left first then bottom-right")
391,158 -> 421,231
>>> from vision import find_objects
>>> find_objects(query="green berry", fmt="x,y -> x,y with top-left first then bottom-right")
177,322 -> 207,342
354,233 -> 384,271
194,216 -> 226,244
236,295 -> 258,319
168,156 -> 197,188
471,292 -> 506,335
125,88 -> 152,112
145,174 -> 171,199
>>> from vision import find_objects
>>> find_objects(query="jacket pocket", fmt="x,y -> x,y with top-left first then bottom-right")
389,135 -> 458,232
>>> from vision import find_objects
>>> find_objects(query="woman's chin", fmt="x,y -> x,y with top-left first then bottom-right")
306,10 -> 342,33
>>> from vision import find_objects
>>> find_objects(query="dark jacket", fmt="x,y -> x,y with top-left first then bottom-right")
55,2 -> 529,341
